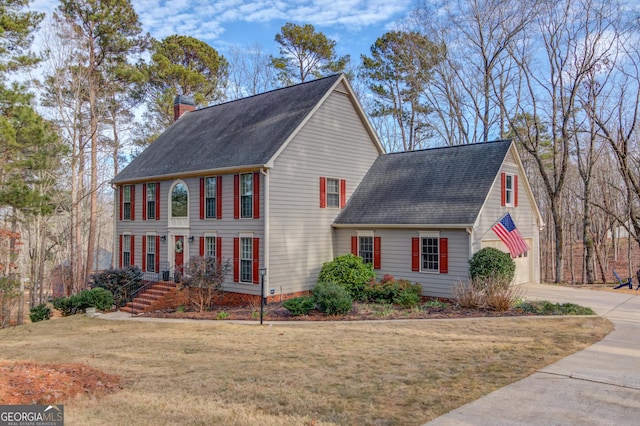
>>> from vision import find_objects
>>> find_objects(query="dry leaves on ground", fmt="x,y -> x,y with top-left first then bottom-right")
0,361 -> 121,405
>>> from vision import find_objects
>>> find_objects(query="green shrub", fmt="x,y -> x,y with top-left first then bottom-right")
317,254 -> 376,301
394,290 -> 421,308
79,287 -> 114,311
313,281 -> 353,315
52,288 -> 115,316
90,266 -> 142,306
469,247 -> 515,284
282,296 -> 315,316
364,275 -> 422,307
515,300 -> 595,315
29,304 -> 52,322
52,296 -> 79,316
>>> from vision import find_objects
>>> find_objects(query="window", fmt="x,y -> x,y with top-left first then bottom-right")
240,237 -> 253,283
234,235 -> 259,284
122,235 -> 131,267
320,177 -> 346,208
501,173 -> 518,207
146,183 -> 156,220
240,173 -> 253,218
326,178 -> 340,208
205,177 -> 217,218
171,183 -> 188,217
351,233 -> 381,269
146,235 -> 156,272
421,236 -> 439,272
122,185 -> 132,220
505,174 -> 514,206
412,233 -> 448,274
205,236 -> 216,259
234,173 -> 260,219
359,236 -> 373,265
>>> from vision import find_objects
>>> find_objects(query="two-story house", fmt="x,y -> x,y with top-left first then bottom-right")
112,74 -> 542,303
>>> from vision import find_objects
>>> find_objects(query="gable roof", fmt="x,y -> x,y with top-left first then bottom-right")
334,140 -> 513,227
113,74 -> 350,184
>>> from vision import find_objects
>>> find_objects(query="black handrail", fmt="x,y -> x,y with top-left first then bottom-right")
115,262 -> 185,315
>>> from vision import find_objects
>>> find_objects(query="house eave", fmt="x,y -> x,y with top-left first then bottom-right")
111,164 -> 270,185
332,223 -> 474,230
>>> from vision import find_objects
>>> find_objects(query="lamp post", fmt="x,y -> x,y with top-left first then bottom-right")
259,268 -> 267,325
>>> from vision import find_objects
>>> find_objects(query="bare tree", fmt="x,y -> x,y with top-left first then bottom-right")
227,44 -> 277,100
503,0 -> 615,283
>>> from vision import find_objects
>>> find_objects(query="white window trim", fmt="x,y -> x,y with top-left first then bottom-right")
505,173 -> 515,207
239,232 -> 254,284
357,230 -> 374,265
326,176 -> 341,208
418,231 -> 440,274
122,185 -> 132,221
168,180 -> 189,228
239,173 -> 253,219
204,232 -> 217,259
145,232 -> 157,272
122,232 -> 132,267
205,176 -> 217,219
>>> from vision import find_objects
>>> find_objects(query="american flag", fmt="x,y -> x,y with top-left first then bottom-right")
492,213 -> 529,258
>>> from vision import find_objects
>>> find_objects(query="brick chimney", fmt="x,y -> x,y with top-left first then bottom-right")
174,94 -> 195,121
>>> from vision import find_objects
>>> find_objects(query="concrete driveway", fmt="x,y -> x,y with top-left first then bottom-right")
427,282 -> 640,426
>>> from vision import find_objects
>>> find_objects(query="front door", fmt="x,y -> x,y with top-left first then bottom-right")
174,235 -> 184,275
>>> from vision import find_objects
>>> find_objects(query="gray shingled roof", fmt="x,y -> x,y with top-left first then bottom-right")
113,74 -> 343,183
334,140 -> 512,226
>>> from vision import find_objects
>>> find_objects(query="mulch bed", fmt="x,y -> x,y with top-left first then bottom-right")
141,301 -> 537,321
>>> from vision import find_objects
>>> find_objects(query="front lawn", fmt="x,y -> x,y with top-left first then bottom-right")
0,314 -> 611,425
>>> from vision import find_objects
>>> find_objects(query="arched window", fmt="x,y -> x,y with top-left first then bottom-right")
171,182 -> 188,217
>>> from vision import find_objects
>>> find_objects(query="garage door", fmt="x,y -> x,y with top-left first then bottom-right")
480,239 -> 532,284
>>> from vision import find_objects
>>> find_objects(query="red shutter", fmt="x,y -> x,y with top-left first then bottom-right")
411,237 -> 420,271
351,236 -> 358,255
130,235 -> 135,266
252,237 -> 260,284
199,178 -> 205,219
253,172 -> 260,219
142,184 -> 147,220
119,186 -> 123,220
319,177 -> 326,208
216,237 -> 222,264
119,235 -> 123,268
155,182 -> 161,220
500,173 -> 506,206
141,236 -> 147,271
155,235 -> 160,272
374,236 -> 381,270
233,237 -> 239,282
340,179 -> 346,208
199,236 -> 205,257
130,186 -> 135,221
439,238 -> 448,274
514,175 -> 519,207
234,174 -> 240,219
216,176 -> 223,219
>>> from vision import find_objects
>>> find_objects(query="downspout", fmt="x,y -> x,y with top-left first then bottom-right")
261,168 -> 269,300
112,184 -> 118,268
466,228 -> 473,260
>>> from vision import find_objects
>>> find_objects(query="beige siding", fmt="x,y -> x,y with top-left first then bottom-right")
335,228 -> 471,299
473,147 -> 541,284
267,89 -> 380,294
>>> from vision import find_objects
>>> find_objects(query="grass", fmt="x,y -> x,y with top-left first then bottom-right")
0,314 -> 611,425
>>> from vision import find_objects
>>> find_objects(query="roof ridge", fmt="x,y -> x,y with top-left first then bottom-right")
384,139 -> 512,156
190,73 -> 343,114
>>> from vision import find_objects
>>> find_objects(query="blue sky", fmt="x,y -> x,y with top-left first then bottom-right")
32,0 -> 415,66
